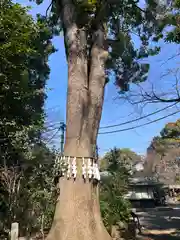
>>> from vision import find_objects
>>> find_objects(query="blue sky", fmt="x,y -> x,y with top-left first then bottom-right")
16,0 -> 180,156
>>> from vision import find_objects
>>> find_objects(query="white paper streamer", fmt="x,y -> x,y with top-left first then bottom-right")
87,158 -> 93,179
55,155 -> 101,181
93,162 -> 100,181
72,157 -> 77,179
67,156 -> 71,179
82,157 -> 86,179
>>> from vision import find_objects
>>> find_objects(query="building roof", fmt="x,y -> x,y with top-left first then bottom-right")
129,176 -> 162,186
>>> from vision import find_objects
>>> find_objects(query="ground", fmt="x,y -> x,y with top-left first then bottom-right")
137,204 -> 180,240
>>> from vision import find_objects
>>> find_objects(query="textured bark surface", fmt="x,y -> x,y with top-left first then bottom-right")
47,179 -> 111,240
46,0 -> 111,239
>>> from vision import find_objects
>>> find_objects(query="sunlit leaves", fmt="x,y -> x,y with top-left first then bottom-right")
161,120 -> 180,139
154,0 -> 180,43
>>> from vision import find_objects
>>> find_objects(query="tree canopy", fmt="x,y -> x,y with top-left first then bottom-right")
100,147 -> 142,171
155,0 -> 180,44
33,0 -> 168,91
105,0 -> 180,105
147,119 -> 180,155
161,120 -> 180,140
144,119 -> 180,184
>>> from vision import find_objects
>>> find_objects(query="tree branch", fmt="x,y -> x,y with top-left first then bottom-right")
150,91 -> 180,103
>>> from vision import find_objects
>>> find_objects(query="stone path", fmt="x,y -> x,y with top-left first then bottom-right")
137,205 -> 180,240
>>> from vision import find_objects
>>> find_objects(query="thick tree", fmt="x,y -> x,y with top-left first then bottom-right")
33,0 -> 163,240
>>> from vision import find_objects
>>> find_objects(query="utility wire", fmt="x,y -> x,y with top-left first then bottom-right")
44,103 -> 177,132
45,109 -> 179,140
42,125 -> 60,133
99,110 -> 180,135
45,127 -> 61,144
100,103 -> 177,129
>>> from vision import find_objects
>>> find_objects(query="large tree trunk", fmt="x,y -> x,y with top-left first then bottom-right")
46,1 -> 111,240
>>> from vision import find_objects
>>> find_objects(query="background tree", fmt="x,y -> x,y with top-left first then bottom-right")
161,120 -> 180,141
120,0 -> 180,106
0,0 -> 55,167
99,148 -> 131,234
0,1 -> 56,238
144,119 -> 180,184
33,0 -> 167,239
0,144 -> 57,239
100,147 -> 142,172
154,0 -> 180,44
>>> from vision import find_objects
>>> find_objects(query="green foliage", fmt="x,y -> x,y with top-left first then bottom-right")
1,147 -> 56,235
161,120 -> 180,140
154,0 -> 180,43
100,147 -> 141,171
175,174 -> 180,184
0,0 -> 55,168
100,188 -> 131,232
0,144 -> 57,238
32,0 -> 166,91
0,1 -> 56,237
148,119 -> 180,156
100,148 -> 132,232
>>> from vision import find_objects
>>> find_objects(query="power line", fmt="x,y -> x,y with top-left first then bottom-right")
43,103 -> 179,140
45,109 -> 179,140
42,125 -> 60,133
98,110 -> 180,135
100,103 -> 177,129
45,127 -> 61,144
44,103 -> 177,133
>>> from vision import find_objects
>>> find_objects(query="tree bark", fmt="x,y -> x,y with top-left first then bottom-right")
60,0 -> 90,157
46,1 -> 111,240
88,27 -> 109,149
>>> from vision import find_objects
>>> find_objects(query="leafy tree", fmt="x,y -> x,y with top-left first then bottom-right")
32,0 -> 165,239
118,0 -> 180,106
0,1 -> 55,237
147,119 -> 180,156
0,146 -> 57,239
144,119 -> 180,184
100,147 -> 141,172
153,0 -> 180,44
100,148 -> 131,234
0,0 -> 55,168
161,120 -> 180,141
